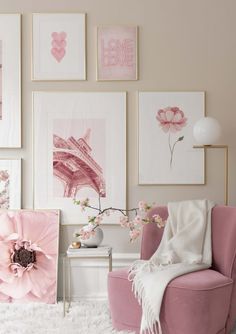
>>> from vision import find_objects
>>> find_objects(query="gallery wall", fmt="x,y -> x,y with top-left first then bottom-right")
0,0 -> 236,254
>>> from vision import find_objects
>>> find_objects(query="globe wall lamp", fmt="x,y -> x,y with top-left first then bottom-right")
193,117 -> 228,205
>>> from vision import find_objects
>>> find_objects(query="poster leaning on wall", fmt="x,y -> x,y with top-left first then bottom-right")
0,14 -> 21,147
33,92 -> 126,225
0,209 -> 59,303
138,91 -> 205,185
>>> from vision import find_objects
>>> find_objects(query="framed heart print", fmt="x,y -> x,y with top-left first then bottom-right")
32,13 -> 86,80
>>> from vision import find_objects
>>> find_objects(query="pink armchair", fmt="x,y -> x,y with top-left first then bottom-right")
108,206 -> 236,334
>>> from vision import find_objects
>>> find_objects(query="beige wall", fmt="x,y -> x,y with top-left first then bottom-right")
0,0 -> 236,254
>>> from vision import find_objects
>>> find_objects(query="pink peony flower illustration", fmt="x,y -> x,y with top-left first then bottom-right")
156,106 -> 187,133
156,106 -> 187,168
0,210 -> 59,303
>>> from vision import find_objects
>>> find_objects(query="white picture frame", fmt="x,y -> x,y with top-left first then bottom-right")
0,14 -> 21,147
33,92 -> 126,225
32,13 -> 86,80
139,92 -> 205,185
0,159 -> 21,209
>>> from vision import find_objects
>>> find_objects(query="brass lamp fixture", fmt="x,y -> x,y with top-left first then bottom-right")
193,117 -> 229,205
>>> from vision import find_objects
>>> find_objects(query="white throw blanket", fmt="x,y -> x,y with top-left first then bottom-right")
129,199 -> 215,334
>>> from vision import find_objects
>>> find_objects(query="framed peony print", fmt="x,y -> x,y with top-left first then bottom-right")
139,92 -> 205,185
0,14 -> 21,147
33,92 -> 126,225
32,13 -> 86,80
0,159 -> 21,209
97,26 -> 138,81
0,209 -> 59,303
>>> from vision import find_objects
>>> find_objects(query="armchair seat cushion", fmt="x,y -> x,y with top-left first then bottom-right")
108,268 -> 233,334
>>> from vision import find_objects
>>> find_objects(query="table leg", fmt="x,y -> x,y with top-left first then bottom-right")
68,258 -> 71,309
109,253 -> 112,272
63,256 -> 66,317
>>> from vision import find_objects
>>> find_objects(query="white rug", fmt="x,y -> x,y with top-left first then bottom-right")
0,300 -> 235,334
0,301 -> 134,334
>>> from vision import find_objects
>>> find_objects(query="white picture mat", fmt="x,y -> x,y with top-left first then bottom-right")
32,13 -> 86,80
139,92 -> 205,184
0,14 -> 21,147
0,159 -> 21,209
33,92 -> 126,225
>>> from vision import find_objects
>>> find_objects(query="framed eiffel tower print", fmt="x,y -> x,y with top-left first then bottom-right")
33,92 -> 126,225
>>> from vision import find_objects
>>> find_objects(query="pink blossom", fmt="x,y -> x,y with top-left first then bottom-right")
156,106 -> 187,133
129,229 -> 141,242
133,215 -> 142,226
0,210 -> 58,303
78,225 -> 95,240
152,214 -> 166,228
80,198 -> 89,211
99,188 -> 106,197
119,216 -> 129,227
95,215 -> 103,225
0,170 -> 9,182
128,221 -> 135,229
138,201 -> 149,211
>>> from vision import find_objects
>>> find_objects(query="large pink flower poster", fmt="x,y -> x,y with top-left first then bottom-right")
0,210 -> 59,303
139,92 -> 205,184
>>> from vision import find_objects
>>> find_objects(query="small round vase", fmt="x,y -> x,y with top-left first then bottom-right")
80,225 -> 104,248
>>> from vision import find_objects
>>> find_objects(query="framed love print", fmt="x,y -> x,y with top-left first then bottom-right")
0,14 -> 21,147
97,26 -> 138,81
32,13 -> 86,80
139,92 -> 205,185
33,92 -> 126,225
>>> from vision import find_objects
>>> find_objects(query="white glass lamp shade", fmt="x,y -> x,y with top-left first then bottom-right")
193,117 -> 222,145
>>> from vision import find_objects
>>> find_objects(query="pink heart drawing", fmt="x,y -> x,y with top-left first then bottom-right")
52,31 -> 67,41
51,31 -> 67,63
51,48 -> 66,63
52,39 -> 67,48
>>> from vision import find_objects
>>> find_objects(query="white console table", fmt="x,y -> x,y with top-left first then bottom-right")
62,245 -> 112,316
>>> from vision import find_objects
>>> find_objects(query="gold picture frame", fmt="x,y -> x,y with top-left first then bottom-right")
138,91 -> 206,185
96,25 -> 138,81
32,13 -> 86,81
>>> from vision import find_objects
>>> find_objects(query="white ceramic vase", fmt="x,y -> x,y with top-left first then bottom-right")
79,224 -> 104,248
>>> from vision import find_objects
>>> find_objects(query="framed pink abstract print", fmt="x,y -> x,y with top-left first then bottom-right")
0,209 -> 59,303
139,92 -> 205,185
0,159 -> 21,209
0,14 -> 21,147
32,13 -> 86,80
97,26 -> 138,81
33,92 -> 126,225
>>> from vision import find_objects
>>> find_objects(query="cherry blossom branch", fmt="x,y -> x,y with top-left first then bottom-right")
73,197 -> 166,242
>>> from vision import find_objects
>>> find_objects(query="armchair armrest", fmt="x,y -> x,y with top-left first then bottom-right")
140,206 -> 168,260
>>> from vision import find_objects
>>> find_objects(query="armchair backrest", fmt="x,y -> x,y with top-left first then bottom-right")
141,205 -> 236,278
